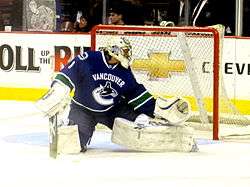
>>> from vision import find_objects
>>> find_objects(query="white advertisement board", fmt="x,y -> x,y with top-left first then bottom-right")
0,32 -> 90,88
223,38 -> 250,100
0,32 -> 249,115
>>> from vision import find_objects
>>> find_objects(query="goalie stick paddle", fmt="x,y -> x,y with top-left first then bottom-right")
49,114 -> 58,158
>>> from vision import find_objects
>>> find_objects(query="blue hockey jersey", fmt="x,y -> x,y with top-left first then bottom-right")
54,50 -> 155,115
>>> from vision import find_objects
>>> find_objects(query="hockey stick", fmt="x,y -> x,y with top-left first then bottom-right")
49,113 -> 58,158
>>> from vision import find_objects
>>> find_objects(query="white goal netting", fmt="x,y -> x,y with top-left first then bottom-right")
91,25 -> 250,140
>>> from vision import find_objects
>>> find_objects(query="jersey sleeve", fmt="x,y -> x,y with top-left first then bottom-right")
124,72 -> 156,117
53,53 -> 88,90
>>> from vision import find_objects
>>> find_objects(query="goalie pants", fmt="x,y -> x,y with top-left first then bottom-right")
68,102 -> 140,148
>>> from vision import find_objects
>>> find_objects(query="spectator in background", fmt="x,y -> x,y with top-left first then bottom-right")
60,15 -> 74,32
61,20 -> 74,32
108,0 -> 145,25
73,15 -> 90,32
107,7 -> 125,25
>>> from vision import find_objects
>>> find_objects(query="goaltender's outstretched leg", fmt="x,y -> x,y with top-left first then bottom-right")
62,96 -> 193,153
112,117 -> 198,152
110,97 -> 198,152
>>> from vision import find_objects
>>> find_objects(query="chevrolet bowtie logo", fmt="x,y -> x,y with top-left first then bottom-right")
131,52 -> 185,78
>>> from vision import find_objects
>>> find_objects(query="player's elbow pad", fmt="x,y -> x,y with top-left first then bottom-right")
154,97 -> 190,125
35,82 -> 71,117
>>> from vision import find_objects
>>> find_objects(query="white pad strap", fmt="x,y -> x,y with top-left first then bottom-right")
35,82 -> 71,117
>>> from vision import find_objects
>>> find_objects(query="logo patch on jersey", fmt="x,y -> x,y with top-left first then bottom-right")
92,81 -> 118,106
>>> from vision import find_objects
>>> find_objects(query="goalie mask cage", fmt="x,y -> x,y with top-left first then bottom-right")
91,25 -> 250,140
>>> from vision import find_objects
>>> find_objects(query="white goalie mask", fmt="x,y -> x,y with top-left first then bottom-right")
106,37 -> 132,68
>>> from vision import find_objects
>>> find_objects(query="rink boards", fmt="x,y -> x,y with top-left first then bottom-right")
0,32 -> 249,114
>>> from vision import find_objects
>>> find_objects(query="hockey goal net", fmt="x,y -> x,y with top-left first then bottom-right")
91,25 -> 250,140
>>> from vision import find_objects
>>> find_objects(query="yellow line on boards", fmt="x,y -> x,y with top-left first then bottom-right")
159,95 -> 250,115
0,88 -> 249,115
0,87 -> 48,101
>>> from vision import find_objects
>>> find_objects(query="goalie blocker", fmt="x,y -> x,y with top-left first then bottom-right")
112,117 -> 198,152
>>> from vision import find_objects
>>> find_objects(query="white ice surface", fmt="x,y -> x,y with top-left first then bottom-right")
0,101 -> 250,187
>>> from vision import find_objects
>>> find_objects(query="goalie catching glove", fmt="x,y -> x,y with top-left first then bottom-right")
154,97 -> 190,125
35,82 -> 71,117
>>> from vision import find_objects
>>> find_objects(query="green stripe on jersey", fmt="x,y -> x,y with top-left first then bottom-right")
129,92 -> 152,109
55,73 -> 74,90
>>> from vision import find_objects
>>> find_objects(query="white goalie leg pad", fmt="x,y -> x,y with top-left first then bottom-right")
57,125 -> 81,154
154,97 -> 190,125
35,82 -> 71,117
112,117 -> 198,152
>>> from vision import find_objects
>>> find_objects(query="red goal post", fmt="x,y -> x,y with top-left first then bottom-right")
90,24 -> 249,140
